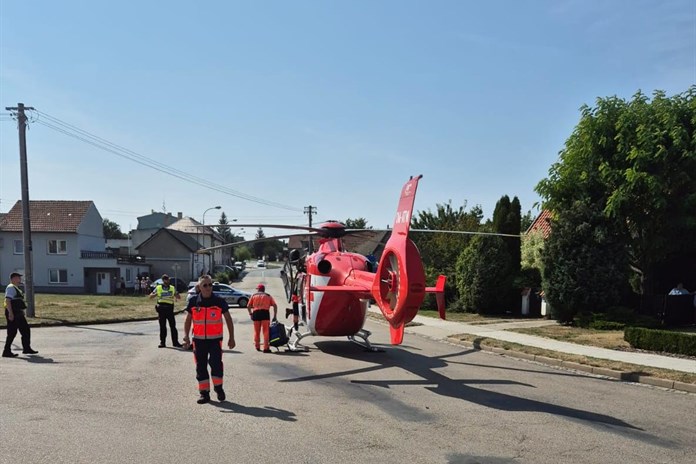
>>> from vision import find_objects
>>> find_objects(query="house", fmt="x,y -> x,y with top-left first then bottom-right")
165,216 -> 226,276
526,209 -> 553,238
130,211 -> 183,250
0,200 -> 150,293
136,228 -> 201,283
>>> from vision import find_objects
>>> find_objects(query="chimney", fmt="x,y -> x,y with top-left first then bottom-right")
177,212 -> 183,219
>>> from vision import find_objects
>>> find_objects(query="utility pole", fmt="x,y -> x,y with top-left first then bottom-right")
5,103 -> 36,317
304,205 -> 317,253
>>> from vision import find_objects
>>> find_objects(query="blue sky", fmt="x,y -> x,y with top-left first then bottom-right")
1,0 -> 694,238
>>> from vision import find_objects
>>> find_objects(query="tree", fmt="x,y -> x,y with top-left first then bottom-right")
253,228 -> 266,259
541,201 -> 629,323
410,201 -> 484,308
455,235 -> 513,314
536,87 -> 696,294
344,217 -> 370,229
520,210 -> 534,233
216,212 -> 234,244
103,218 -> 127,239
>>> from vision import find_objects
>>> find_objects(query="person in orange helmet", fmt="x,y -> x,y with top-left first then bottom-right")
247,283 -> 278,353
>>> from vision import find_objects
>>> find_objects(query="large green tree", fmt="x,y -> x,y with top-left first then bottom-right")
536,88 -> 696,294
455,235 -> 514,314
541,201 -> 628,323
344,217 -> 369,229
410,201 -> 484,309
103,218 -> 127,239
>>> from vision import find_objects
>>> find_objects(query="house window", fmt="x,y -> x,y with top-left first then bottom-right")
126,269 -> 132,282
48,269 -> 68,284
48,240 -> 67,255
13,240 -> 24,255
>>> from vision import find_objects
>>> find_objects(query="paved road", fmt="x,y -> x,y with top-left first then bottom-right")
1,271 -> 694,464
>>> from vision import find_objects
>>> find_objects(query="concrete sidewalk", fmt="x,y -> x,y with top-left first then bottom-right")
369,308 -> 696,374
405,314 -> 696,373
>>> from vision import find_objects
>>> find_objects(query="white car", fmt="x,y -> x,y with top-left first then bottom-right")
186,283 -> 251,307
256,260 -> 266,268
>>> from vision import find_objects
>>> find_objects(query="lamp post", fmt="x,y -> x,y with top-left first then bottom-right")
201,206 -> 221,275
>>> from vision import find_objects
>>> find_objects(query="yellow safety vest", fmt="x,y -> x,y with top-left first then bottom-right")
156,284 -> 176,305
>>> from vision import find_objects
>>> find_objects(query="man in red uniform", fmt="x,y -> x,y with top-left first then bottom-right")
182,275 -> 236,404
247,283 -> 278,353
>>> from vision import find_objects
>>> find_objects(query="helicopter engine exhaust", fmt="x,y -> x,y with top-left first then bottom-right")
317,259 -> 332,275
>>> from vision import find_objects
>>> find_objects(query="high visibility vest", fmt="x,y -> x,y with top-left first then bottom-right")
155,284 -> 176,305
191,298 -> 224,339
4,283 -> 25,310
249,292 -> 275,312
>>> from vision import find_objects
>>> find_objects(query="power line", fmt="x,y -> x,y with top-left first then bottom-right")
31,110 -> 304,212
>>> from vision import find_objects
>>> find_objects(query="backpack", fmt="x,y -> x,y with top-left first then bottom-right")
269,320 -> 289,348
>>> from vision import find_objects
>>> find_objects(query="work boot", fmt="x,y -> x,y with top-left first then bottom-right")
214,386 -> 226,402
2,351 -> 18,358
22,348 -> 38,354
173,341 -> 183,348
263,348 -> 272,353
197,391 -> 210,404
158,342 -> 166,348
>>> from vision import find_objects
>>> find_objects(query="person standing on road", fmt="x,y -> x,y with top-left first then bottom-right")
149,274 -> 182,348
3,272 -> 38,358
182,275 -> 235,404
247,283 -> 278,353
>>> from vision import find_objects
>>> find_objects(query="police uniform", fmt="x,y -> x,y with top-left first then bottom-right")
153,283 -> 181,347
3,275 -> 37,357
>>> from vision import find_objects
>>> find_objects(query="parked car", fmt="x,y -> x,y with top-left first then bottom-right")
256,260 -> 266,268
149,277 -> 188,293
186,282 -> 251,307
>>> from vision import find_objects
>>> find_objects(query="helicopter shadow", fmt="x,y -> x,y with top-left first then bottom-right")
279,341 -> 676,445
215,400 -> 297,421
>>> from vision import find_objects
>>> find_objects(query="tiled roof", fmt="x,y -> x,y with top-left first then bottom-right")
0,200 -> 93,232
526,209 -> 553,239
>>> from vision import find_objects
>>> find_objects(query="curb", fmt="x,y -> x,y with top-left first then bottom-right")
445,335 -> 696,394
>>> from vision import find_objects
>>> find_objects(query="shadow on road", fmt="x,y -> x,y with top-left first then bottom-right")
215,401 -> 297,421
277,341 -> 676,445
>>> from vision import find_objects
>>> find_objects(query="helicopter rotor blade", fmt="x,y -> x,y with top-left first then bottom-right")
197,232 -> 317,253
200,223 -> 328,234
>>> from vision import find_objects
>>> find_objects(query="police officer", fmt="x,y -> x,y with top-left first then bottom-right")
149,274 -> 182,348
247,283 -> 278,353
3,272 -> 38,357
182,275 -> 236,404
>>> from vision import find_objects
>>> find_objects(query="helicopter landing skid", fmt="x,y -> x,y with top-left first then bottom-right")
286,329 -> 310,352
347,329 -> 382,352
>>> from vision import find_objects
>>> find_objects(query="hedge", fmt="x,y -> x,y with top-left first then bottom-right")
624,327 -> 696,356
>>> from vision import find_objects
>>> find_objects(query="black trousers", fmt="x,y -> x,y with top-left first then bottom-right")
193,338 -> 223,392
4,309 -> 31,353
156,304 -> 179,343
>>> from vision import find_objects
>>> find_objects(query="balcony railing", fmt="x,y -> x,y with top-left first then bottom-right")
80,251 -> 146,263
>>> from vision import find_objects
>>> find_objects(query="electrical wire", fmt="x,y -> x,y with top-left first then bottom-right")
30,110 -> 303,212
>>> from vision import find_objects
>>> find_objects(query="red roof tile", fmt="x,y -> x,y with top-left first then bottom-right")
526,209 -> 553,239
0,200 -> 94,233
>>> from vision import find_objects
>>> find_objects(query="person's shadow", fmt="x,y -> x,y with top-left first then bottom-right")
214,400 -> 297,421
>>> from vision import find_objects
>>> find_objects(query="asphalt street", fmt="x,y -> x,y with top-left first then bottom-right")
1,268 -> 694,464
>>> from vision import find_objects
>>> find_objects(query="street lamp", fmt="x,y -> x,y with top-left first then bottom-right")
201,206 -> 221,274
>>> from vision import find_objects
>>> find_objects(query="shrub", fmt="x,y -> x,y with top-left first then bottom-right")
589,320 -> 625,331
542,201 -> 628,323
456,235 -> 513,314
624,327 -> 696,356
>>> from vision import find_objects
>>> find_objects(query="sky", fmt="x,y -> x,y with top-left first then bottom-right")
1,0 -> 695,240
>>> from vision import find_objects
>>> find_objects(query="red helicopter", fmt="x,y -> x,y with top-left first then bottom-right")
200,175 -> 446,351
